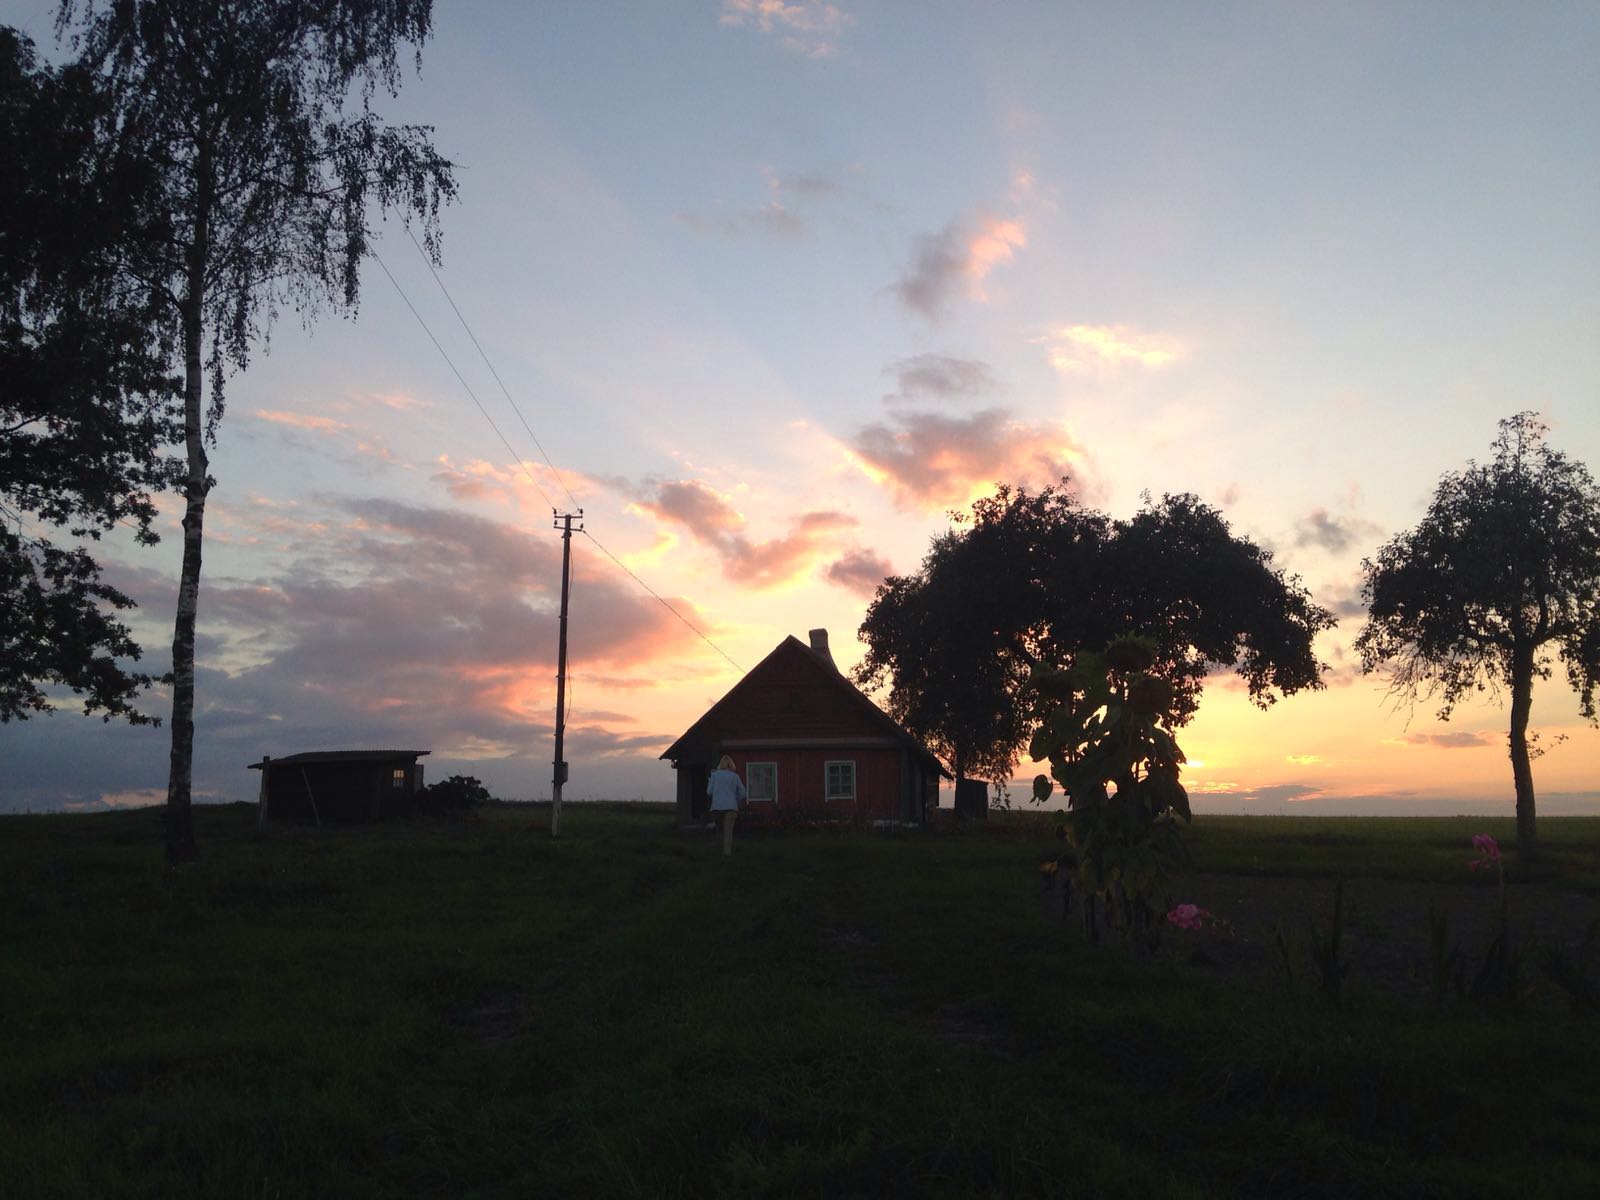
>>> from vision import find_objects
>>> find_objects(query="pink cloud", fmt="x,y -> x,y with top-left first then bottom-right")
362,390 -> 428,412
825,547 -> 893,596
431,455 -> 591,511
253,410 -> 350,435
632,481 -> 858,589
635,480 -> 746,537
720,0 -> 854,58
895,214 -> 1027,319
850,407 -> 1095,511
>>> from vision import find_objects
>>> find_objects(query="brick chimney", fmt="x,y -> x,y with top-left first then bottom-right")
808,628 -> 837,671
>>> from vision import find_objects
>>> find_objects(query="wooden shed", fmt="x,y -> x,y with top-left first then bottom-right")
661,630 -> 945,827
248,750 -> 429,826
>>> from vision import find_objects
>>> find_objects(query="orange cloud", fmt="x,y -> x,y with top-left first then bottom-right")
1037,324 -> 1187,375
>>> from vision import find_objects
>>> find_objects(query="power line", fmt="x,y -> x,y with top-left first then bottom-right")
374,240 -> 744,676
404,225 -> 581,511
370,249 -> 557,511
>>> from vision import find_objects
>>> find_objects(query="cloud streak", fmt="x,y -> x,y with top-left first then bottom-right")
1293,508 -> 1383,555
676,202 -> 806,238
1401,731 -> 1495,749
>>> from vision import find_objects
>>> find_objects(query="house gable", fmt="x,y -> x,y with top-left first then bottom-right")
662,636 -> 935,765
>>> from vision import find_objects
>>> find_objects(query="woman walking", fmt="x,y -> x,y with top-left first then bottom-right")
707,754 -> 747,857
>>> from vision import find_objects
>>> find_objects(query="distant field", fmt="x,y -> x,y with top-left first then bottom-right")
4,804 -> 1598,1198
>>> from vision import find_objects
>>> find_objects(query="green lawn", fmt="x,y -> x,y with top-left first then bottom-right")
4,803 -> 1598,1198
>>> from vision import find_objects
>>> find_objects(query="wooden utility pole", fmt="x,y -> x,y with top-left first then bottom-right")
551,510 -> 582,836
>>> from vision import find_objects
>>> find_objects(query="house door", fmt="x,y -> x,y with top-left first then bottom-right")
688,763 -> 711,820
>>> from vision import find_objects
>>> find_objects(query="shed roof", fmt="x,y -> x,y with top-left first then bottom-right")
247,750 -> 430,770
660,635 -> 947,776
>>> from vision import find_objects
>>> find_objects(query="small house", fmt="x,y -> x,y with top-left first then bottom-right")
249,749 -> 429,825
661,630 -> 946,827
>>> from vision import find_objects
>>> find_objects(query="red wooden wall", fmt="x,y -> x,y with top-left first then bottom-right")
722,747 -> 903,824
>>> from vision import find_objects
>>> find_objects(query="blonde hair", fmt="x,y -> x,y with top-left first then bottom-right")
717,754 -> 736,771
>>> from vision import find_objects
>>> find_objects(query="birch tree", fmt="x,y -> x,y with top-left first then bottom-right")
58,1 -> 455,863
1357,413 -> 1600,856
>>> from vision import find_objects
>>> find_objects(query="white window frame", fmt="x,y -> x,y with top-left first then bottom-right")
747,761 -> 778,803
824,760 -> 856,802
391,767 -> 406,790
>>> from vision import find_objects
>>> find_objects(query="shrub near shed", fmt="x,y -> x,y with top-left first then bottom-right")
416,775 -> 490,817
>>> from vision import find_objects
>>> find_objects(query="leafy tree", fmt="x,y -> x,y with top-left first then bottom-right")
1,27 -> 181,723
855,483 -> 1335,786
56,1 -> 456,864
855,531 -> 1039,789
1357,413 -> 1600,857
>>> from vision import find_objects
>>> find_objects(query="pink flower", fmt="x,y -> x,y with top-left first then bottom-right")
1166,903 -> 1208,931
1468,833 -> 1502,869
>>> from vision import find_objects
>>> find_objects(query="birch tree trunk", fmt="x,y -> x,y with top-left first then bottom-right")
164,178 -> 209,868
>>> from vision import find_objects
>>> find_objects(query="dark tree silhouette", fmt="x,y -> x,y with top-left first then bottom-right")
856,483 -> 1335,788
1,28 -> 181,723
57,1 -> 456,864
1357,413 -> 1600,856
855,532 -> 1040,790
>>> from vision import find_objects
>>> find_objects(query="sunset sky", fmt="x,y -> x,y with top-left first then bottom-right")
4,2 -> 1597,816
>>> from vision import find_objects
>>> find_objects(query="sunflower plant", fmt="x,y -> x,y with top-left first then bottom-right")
1029,635 -> 1191,950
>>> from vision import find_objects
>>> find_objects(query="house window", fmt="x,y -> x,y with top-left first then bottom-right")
824,760 -> 856,802
747,762 -> 778,803
392,768 -> 405,789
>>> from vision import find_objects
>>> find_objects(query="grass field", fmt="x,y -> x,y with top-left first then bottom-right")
4,803 -> 1599,1198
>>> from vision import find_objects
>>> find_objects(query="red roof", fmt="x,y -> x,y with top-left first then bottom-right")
660,636 -> 946,775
